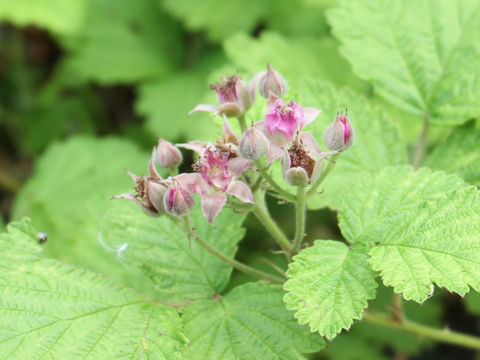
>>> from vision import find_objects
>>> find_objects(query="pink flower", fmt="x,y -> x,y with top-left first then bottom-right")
190,146 -> 253,223
323,110 -> 354,151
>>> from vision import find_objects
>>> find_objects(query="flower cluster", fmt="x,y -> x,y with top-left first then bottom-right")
115,65 -> 353,224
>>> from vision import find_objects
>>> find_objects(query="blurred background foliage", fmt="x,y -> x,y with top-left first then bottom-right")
1,0 -> 479,359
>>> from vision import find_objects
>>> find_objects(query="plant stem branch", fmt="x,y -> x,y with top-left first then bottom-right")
255,161 -> 296,202
392,293 -> 404,323
290,186 -> 306,255
306,153 -> 339,198
237,114 -> 247,132
253,190 -> 292,255
412,112 -> 429,170
364,312 -> 480,350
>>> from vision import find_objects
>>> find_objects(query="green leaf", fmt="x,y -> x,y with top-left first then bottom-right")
13,136 -> 157,296
100,200 -> 246,302
224,32 -> 369,92
424,126 -> 480,185
61,0 -> 182,83
328,0 -> 480,125
284,241 -> 377,340
181,282 -> 324,359
340,165 -> 480,302
0,0 -> 86,34
302,81 -> 407,210
0,218 -> 186,359
161,0 -> 268,42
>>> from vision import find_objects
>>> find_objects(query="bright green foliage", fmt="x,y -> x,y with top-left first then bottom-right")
340,165 -> 480,302
161,0 -> 267,42
13,136 -> 157,296
181,282 -> 324,359
424,126 -> 480,185
0,0 -> 86,34
328,0 -> 480,125
339,166 -> 463,243
61,0 -> 182,83
0,218 -> 186,359
302,81 -> 407,209
101,200 -> 245,302
284,241 -> 377,340
224,32 -> 369,92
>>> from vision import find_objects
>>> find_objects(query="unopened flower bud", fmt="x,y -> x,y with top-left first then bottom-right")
323,111 -> 354,151
285,167 -> 309,187
239,126 -> 269,160
147,181 -> 168,213
154,138 -> 183,168
163,181 -> 195,216
259,64 -> 287,98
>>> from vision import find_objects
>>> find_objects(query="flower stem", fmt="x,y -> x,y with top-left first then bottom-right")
364,312 -> 480,350
412,112 -> 429,170
306,153 -> 339,198
290,186 -> 306,255
237,114 -> 247,132
253,190 -> 292,255
254,161 -> 296,202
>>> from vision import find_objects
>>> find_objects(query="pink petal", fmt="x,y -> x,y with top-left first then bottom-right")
201,193 -> 227,223
227,157 -> 252,178
175,173 -> 205,194
298,132 -> 322,157
266,143 -> 286,165
227,181 -> 254,203
189,104 -> 218,115
303,107 -> 322,127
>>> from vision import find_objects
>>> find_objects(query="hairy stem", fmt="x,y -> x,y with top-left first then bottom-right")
253,190 -> 292,255
306,153 -> 339,198
392,293 -> 404,323
290,186 -> 306,255
412,112 -> 429,170
254,161 -> 296,202
364,312 -> 480,351
237,114 -> 247,132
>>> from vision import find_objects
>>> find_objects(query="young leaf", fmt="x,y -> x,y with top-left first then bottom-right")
283,241 -> 377,340
181,282 -> 324,359
13,136 -> 158,296
424,126 -> 480,185
301,81 -> 407,210
100,200 -> 246,302
340,165 -> 480,302
328,0 -> 480,125
0,218 -> 186,359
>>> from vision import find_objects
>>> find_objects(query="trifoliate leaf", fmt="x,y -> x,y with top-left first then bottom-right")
13,136 -> 157,296
328,0 -> 480,125
161,0 -> 268,42
100,200 -> 246,302
61,0 -> 182,83
0,218 -> 186,359
424,126 -> 480,185
181,282 -> 324,359
302,81 -> 407,210
0,0 -> 86,34
284,241 -> 377,340
340,165 -> 480,302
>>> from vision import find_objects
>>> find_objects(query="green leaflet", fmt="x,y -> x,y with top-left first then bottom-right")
13,136 -> 158,297
340,165 -> 480,302
60,0 -> 182,83
181,282 -> 324,359
328,0 -> 480,125
0,218 -> 186,359
284,241 -> 377,340
0,0 -> 87,34
424,126 -> 480,185
100,200 -> 246,302
301,81 -> 407,210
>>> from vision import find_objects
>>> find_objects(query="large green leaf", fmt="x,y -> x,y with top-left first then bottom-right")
302,81 -> 407,210
100,200 -> 246,302
424,125 -> 480,185
160,0 -> 268,42
13,136 -> 157,296
181,282 -> 324,359
0,0 -> 86,34
0,218 -> 186,359
340,165 -> 480,302
328,0 -> 480,125
284,241 -> 377,340
61,0 -> 182,83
